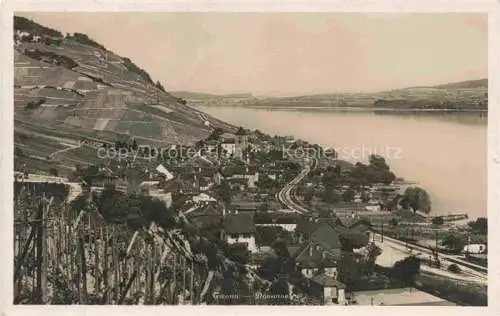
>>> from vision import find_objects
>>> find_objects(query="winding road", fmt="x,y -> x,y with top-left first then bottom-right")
276,159 -> 314,214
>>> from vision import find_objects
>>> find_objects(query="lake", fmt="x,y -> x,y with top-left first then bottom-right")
198,105 -> 487,219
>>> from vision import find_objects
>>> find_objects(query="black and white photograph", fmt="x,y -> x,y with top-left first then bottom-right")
7,7 -> 494,307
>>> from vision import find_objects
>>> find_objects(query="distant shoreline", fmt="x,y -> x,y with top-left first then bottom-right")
199,104 -> 488,113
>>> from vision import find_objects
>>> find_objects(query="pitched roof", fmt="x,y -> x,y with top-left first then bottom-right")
296,217 -> 349,237
311,273 -> 346,289
310,223 -> 343,251
286,245 -> 302,258
223,213 -> 256,234
293,242 -> 341,268
187,204 -> 222,218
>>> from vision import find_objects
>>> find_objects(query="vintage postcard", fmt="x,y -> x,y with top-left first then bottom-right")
2,0 -> 499,312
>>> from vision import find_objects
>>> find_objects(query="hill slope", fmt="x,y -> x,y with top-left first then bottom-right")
430,79 -> 487,89
245,79 -> 487,109
14,16 -> 236,172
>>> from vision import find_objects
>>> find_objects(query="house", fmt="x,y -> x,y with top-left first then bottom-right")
229,200 -> 262,214
221,139 -> 236,157
290,218 -> 345,279
199,176 -> 214,191
348,218 -> 372,236
220,133 -> 236,142
294,216 -> 346,244
192,192 -> 217,204
149,190 -> 173,208
221,213 -> 258,253
204,139 -> 219,154
178,179 -> 200,196
234,128 -> 249,158
462,244 -> 487,254
254,212 -> 300,232
230,171 -> 259,188
310,273 -> 347,305
186,204 -> 222,231
292,242 -> 341,279
156,164 -> 174,181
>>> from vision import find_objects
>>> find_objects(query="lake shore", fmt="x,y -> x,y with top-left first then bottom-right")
231,105 -> 488,113
198,105 -> 486,219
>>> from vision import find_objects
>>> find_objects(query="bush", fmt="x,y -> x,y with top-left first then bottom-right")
25,97 -> 47,109
49,167 -> 58,177
432,216 -> 444,226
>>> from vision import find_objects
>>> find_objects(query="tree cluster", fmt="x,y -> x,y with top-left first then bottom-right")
468,217 -> 487,235
122,57 -> 154,84
400,187 -> 432,213
68,32 -> 107,51
14,16 -> 63,38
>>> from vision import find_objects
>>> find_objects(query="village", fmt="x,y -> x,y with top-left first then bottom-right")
14,125 -> 488,306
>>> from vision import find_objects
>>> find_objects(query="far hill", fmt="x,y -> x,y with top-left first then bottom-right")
244,78 -> 488,110
430,78 -> 487,89
171,91 -> 256,100
170,91 -> 218,100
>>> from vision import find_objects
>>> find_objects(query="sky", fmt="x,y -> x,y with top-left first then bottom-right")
18,12 -> 487,96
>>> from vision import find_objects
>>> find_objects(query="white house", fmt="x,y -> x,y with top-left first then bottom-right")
221,142 -> 236,156
365,205 -> 381,212
149,190 -> 173,208
156,164 -> 174,181
192,192 -> 217,204
310,274 -> 346,305
231,171 -> 259,188
462,244 -> 487,254
222,213 -> 258,253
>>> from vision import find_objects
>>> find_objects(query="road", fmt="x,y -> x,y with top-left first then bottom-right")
374,234 -> 487,285
276,159 -> 314,214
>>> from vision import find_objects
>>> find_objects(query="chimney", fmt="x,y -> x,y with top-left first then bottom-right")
309,245 -> 313,257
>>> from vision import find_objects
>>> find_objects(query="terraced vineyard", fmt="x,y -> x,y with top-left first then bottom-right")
14,20 -> 235,174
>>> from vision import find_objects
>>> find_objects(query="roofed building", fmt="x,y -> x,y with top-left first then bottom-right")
222,213 -> 258,253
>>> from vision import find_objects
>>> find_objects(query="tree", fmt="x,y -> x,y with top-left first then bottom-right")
468,217 -> 487,235
339,231 -> 370,252
432,216 -> 444,226
322,187 -> 341,204
256,226 -> 292,247
400,187 -> 431,213
215,180 -> 232,206
363,242 -> 382,273
342,188 -> 355,203
441,233 -> 465,253
226,243 -> 250,265
48,167 -> 58,177
337,253 -> 362,292
303,189 -> 314,204
392,256 -> 421,285
155,80 -> 166,92
389,217 -> 398,227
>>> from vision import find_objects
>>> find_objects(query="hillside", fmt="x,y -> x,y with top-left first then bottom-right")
13,16 -> 236,173
430,79 -> 487,89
